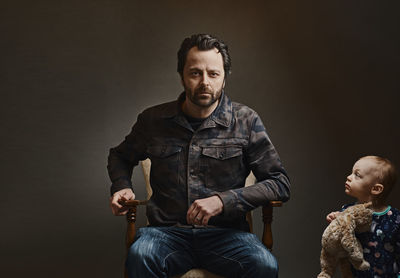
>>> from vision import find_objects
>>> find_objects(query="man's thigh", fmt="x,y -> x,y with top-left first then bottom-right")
126,227 -> 196,277
194,228 -> 278,278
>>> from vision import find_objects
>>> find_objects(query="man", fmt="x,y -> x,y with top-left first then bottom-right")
108,34 -> 290,278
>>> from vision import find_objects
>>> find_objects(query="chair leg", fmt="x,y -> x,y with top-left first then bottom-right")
126,206 -> 137,249
125,205 -> 137,278
262,201 -> 282,250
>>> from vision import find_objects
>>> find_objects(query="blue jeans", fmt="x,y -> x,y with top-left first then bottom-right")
126,226 -> 278,278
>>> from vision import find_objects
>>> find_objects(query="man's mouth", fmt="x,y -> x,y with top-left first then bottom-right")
195,86 -> 212,95
195,91 -> 212,98
345,183 -> 350,190
196,89 -> 211,95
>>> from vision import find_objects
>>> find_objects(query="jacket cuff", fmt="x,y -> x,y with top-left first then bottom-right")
110,177 -> 133,195
215,190 -> 239,217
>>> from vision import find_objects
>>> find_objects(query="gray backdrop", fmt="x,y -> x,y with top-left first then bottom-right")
1,0 -> 399,277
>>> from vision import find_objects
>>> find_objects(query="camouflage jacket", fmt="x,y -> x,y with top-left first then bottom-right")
107,92 -> 290,231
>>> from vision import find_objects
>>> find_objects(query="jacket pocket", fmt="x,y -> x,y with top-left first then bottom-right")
146,145 -> 182,190
147,145 -> 182,158
200,145 -> 245,190
201,145 -> 243,160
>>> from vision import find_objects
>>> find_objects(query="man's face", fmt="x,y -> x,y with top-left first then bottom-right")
345,158 -> 379,202
181,47 -> 225,109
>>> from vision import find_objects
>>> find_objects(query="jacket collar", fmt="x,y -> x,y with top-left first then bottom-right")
209,90 -> 232,128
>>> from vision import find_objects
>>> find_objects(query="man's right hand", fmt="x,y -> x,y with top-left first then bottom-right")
110,188 -> 135,216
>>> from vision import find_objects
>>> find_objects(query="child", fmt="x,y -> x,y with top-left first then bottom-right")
326,155 -> 400,277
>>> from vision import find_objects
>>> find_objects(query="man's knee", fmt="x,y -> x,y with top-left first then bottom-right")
128,228 -> 166,260
243,248 -> 278,277
258,251 -> 278,276
126,228 -> 166,276
127,238 -> 158,263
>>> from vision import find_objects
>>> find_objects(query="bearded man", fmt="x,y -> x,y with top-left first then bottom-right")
108,33 -> 290,278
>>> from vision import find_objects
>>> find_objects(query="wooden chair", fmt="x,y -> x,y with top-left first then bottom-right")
122,159 -> 283,278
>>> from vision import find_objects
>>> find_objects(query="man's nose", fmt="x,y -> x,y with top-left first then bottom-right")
346,175 -> 351,181
200,73 -> 210,86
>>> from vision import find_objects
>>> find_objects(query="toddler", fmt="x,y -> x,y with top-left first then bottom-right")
326,155 -> 399,277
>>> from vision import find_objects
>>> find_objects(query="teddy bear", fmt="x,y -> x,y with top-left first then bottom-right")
317,202 -> 373,278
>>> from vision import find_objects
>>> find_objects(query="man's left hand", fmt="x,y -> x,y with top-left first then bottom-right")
186,195 -> 224,226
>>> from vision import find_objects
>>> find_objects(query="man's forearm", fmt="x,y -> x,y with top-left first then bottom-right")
107,146 -> 135,195
216,171 -> 290,217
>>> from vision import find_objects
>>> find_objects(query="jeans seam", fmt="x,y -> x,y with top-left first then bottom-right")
163,248 -> 193,269
196,249 -> 244,271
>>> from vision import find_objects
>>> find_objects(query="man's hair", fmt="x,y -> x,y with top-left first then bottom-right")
363,155 -> 397,202
177,34 -> 231,78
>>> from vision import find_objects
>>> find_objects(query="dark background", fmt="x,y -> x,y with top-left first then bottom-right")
1,1 -> 399,277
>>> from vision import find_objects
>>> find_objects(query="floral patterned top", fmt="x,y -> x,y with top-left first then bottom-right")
342,204 -> 400,278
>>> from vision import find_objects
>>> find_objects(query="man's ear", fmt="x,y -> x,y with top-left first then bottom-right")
371,183 -> 384,196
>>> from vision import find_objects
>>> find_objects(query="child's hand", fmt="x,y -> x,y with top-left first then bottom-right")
326,211 -> 340,223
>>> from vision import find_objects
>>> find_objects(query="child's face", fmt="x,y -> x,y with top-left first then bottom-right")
345,157 -> 379,202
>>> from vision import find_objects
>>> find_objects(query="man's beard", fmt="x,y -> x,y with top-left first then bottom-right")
185,84 -> 223,108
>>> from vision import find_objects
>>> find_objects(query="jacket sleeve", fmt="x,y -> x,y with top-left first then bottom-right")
107,112 -> 148,195
216,112 -> 290,216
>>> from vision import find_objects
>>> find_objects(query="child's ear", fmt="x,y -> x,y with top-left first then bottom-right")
371,183 -> 384,196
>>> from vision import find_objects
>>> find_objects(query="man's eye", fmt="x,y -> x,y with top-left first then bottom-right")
209,72 -> 219,77
191,72 -> 200,76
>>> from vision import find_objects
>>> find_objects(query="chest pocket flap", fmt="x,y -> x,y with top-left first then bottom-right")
202,145 -> 243,160
147,145 -> 182,158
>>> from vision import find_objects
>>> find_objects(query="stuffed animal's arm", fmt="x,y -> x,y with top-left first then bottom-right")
326,211 -> 340,223
340,215 -> 365,266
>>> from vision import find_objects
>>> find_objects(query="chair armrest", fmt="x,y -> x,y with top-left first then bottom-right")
269,201 -> 283,208
122,199 -> 149,207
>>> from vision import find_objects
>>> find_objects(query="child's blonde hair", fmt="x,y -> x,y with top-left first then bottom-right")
362,155 -> 397,202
